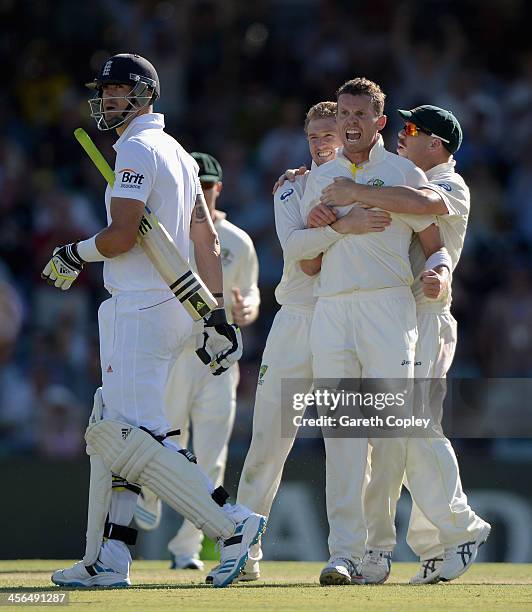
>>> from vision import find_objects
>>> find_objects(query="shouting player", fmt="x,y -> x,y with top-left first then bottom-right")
299,79 -> 448,586
318,105 -> 490,584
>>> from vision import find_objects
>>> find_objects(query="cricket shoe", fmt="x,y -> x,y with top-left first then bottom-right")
319,557 -> 364,586
170,554 -> 204,571
205,557 -> 260,585
361,549 -> 392,584
51,560 -> 130,588
210,513 -> 267,588
409,557 -> 443,584
439,521 -> 491,582
134,487 -> 162,531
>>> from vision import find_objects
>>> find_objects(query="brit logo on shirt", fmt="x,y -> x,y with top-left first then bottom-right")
118,168 -> 144,188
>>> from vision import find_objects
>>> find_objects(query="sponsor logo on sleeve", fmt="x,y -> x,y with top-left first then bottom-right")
118,168 -> 145,189
280,188 -> 294,201
437,183 -> 452,191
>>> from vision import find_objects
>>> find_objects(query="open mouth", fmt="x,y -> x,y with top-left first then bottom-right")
317,149 -> 334,159
345,128 -> 361,143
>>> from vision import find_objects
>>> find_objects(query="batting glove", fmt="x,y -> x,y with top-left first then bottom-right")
196,309 -> 243,375
41,243 -> 84,290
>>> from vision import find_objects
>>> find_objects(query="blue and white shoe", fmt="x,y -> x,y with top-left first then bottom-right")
51,560 -> 130,588
211,513 -> 267,588
134,487 -> 162,531
361,549 -> 392,584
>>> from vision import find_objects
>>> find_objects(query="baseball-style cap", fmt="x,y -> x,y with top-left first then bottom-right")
192,152 -> 223,182
87,53 -> 160,98
397,105 -> 462,153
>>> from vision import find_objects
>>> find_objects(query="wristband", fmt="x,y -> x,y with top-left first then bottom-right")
205,308 -> 227,327
425,247 -> 452,272
76,236 -> 108,262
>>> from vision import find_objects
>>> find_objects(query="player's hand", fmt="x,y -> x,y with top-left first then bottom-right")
272,166 -> 308,194
196,309 -> 243,375
320,177 -> 359,207
232,287 -> 254,327
308,203 -> 337,228
41,243 -> 84,290
335,205 -> 392,235
421,268 -> 449,300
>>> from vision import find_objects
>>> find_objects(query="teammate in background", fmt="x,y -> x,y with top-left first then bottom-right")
228,101 -> 391,584
299,79 -> 448,586
316,105 -> 490,584
42,53 -> 265,589
135,152 -> 260,571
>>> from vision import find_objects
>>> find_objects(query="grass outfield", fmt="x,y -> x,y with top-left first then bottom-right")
1,561 -> 531,610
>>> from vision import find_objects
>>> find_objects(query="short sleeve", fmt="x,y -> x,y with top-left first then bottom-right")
426,180 -> 470,218
398,212 -> 437,233
404,164 -> 429,189
112,140 -> 156,203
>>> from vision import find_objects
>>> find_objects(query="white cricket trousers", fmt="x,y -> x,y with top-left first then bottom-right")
99,290 -> 192,435
237,305 -> 314,517
165,343 -> 239,559
311,287 -> 418,561
97,290 -> 192,573
365,309 -> 485,558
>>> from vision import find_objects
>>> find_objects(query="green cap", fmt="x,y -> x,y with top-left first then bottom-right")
191,152 -> 223,183
397,105 -> 463,154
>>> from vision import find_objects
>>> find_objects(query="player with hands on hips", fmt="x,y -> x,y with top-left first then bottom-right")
45,53 -> 265,590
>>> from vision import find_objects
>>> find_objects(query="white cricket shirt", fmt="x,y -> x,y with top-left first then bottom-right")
409,160 -> 470,311
104,113 -> 201,294
274,174 -> 344,306
299,136 -> 436,296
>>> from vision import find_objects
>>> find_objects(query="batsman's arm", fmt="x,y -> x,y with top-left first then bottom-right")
320,177 -> 448,215
93,197 -> 145,257
190,192 -> 224,307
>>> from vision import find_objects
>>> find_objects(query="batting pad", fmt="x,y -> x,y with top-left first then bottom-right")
85,420 -> 236,540
83,389 -> 112,565
82,455 -> 112,565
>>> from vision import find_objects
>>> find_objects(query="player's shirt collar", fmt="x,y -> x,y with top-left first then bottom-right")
337,134 -> 386,170
426,159 -> 456,180
113,113 -> 165,151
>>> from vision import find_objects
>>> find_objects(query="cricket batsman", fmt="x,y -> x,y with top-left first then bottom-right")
41,53 -> 265,588
134,152 -> 260,571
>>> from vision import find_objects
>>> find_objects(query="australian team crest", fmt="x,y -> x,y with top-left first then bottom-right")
221,248 -> 234,266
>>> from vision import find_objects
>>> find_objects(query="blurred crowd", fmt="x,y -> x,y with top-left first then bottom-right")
1,0 -> 531,458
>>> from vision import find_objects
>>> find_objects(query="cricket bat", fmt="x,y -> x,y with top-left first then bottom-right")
74,127 -> 217,321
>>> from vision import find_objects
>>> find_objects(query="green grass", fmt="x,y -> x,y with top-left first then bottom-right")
1,561 -> 531,611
